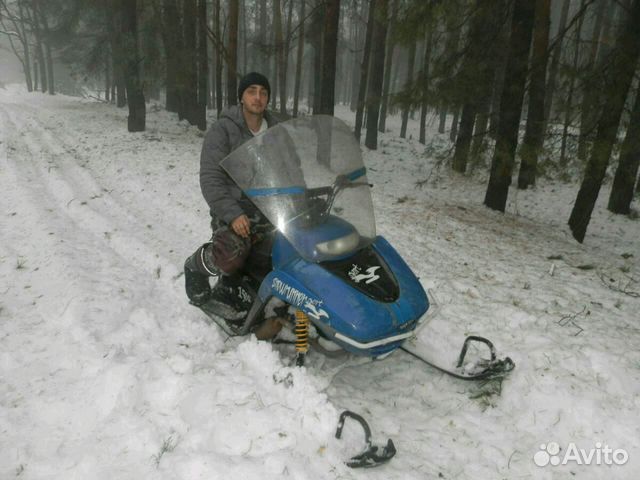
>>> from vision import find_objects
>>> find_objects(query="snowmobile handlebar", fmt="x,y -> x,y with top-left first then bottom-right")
304,175 -> 371,223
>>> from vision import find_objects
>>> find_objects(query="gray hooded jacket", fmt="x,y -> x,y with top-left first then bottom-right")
199,105 -> 279,226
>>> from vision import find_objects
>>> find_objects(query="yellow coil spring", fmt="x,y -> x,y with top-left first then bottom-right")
295,310 -> 310,354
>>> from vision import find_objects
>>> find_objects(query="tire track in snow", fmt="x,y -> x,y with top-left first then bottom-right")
17,100 -> 206,264
1,107 -> 99,302
2,103 -> 182,292
1,102 -> 235,477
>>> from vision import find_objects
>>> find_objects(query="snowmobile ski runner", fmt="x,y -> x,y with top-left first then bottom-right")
335,410 -> 396,468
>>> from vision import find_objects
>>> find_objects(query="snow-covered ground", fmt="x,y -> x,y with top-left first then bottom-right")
1,85 -> 638,479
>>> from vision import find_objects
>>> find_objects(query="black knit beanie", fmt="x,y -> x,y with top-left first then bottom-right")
238,72 -> 271,102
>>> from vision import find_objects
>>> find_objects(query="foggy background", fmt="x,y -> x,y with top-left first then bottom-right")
0,36 -> 23,83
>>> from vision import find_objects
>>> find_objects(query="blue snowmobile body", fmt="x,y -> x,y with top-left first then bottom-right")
254,215 -> 429,358
206,115 -> 513,380
216,116 -> 429,359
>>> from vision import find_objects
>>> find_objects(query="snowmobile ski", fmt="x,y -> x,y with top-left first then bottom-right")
335,410 -> 396,468
400,335 -> 515,381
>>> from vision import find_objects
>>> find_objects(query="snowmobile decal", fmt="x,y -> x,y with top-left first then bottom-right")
323,245 -> 399,303
349,265 -> 381,284
272,277 -> 324,310
237,286 -> 252,305
303,301 -> 329,320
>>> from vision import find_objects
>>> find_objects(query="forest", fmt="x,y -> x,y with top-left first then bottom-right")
1,0 -> 639,243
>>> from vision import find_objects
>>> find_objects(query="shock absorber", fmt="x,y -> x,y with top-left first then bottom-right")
295,310 -> 310,366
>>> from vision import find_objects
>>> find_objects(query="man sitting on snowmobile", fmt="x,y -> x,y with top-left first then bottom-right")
184,72 -> 280,313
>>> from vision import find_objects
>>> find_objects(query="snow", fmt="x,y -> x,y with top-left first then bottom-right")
1,84 -> 639,479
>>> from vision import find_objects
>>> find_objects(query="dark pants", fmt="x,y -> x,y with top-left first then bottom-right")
187,220 -> 273,279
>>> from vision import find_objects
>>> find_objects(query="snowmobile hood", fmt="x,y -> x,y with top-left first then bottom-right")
220,115 -> 376,262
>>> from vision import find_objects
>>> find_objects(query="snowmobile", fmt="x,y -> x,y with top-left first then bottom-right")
196,115 -> 514,382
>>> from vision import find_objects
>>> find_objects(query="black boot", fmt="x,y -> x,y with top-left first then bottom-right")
211,275 -> 253,313
184,250 -> 214,306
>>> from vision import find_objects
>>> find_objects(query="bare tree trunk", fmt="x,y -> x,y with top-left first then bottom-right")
350,0 -> 364,111
105,53 -> 111,101
208,16 -> 214,112
355,0 -> 376,141
439,5 -> 463,136
36,1 -> 54,95
484,0 -> 535,212
307,1 -> 324,113
271,0 -> 280,110
283,0 -> 294,113
517,0 -> 551,188
470,99 -> 490,159
116,0 -> 146,131
162,0 -> 181,112
568,0 -> 640,242
273,0 -> 285,112
182,0 -> 198,122
31,4 -> 47,93
283,2 -> 295,108
560,1 -> 587,168
107,5 -> 127,107
543,0 -> 570,129
318,0 -> 341,115
438,104 -> 446,133
240,0 -> 247,73
449,107 -> 460,143
15,2 -> 33,91
577,0 -> 614,161
33,59 -> 39,91
364,0 -> 387,150
419,24 -> 434,145
293,0 -> 305,116
214,0 -> 223,115
608,85 -> 640,214
378,0 -> 399,132
453,0 -> 500,173
196,0 -> 207,130
471,0 -> 509,158
400,40 -> 416,139
259,0 -> 268,77
228,0 -> 239,106
307,47 -> 315,111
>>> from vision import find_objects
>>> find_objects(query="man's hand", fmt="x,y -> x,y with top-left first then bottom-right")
231,214 -> 251,238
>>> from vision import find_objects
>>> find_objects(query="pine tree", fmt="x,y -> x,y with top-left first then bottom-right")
568,0 -> 640,242
517,0 -> 551,188
608,85 -> 640,214
354,0 -> 376,141
484,0 -> 535,212
318,0 -> 341,116
364,0 -> 388,150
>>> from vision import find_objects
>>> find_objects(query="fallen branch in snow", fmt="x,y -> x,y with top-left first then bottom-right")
415,153 -> 447,189
557,307 -> 586,336
151,436 -> 177,468
83,94 -> 109,103
597,271 -> 640,298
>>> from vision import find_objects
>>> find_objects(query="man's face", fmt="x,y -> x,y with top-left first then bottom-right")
241,85 -> 269,115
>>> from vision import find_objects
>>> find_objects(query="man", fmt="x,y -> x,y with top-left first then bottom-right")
184,72 -> 278,308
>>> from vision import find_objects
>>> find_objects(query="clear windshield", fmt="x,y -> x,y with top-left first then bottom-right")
221,115 -> 376,262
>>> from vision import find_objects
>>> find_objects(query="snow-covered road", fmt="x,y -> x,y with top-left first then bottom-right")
1,86 -> 638,479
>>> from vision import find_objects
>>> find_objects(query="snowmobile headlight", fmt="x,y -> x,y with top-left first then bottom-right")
316,231 -> 360,256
